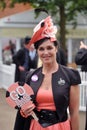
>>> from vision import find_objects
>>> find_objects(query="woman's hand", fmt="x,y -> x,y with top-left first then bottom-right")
20,102 -> 35,118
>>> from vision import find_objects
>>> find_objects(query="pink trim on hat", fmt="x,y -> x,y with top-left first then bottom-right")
29,16 -> 57,47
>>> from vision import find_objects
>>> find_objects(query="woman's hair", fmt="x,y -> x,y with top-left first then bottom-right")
34,37 -> 58,50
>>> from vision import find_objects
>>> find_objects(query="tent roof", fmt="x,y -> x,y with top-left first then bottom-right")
0,2 -> 32,18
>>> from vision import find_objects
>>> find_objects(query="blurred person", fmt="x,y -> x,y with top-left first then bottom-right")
9,40 -> 16,56
14,16 -> 81,130
75,41 -> 87,71
2,47 -> 12,65
13,36 -> 31,82
2,40 -> 15,65
29,44 -> 38,70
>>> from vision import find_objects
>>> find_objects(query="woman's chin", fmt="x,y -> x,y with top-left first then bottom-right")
43,60 -> 52,65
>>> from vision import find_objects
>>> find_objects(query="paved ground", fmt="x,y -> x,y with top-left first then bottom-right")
0,88 -> 17,130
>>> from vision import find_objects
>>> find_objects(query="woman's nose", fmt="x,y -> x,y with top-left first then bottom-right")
44,49 -> 48,54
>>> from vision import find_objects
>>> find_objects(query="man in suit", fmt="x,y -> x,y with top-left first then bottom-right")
29,44 -> 38,70
13,36 -> 31,82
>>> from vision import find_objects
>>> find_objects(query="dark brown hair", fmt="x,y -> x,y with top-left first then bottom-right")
34,37 -> 58,50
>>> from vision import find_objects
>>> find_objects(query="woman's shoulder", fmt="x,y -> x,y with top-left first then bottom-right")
60,65 -> 81,85
60,64 -> 78,73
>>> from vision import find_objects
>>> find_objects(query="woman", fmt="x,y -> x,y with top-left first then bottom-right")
14,16 -> 81,130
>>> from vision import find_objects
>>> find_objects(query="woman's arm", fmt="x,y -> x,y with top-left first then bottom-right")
69,85 -> 80,130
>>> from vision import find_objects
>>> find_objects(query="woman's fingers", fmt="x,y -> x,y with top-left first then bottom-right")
20,103 -> 35,117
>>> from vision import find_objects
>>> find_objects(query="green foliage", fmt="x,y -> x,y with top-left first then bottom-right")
0,1 -> 6,10
1,0 -> 87,23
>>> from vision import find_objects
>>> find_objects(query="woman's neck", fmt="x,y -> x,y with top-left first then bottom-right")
42,62 -> 59,74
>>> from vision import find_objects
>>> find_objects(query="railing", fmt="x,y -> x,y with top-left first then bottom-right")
79,71 -> 87,111
0,61 -> 16,90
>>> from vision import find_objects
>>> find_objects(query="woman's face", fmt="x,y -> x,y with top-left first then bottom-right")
37,39 -> 58,65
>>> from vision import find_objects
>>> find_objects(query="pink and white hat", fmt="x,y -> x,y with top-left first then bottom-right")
29,16 -> 57,46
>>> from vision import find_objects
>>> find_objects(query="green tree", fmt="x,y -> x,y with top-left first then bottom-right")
0,0 -> 87,50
